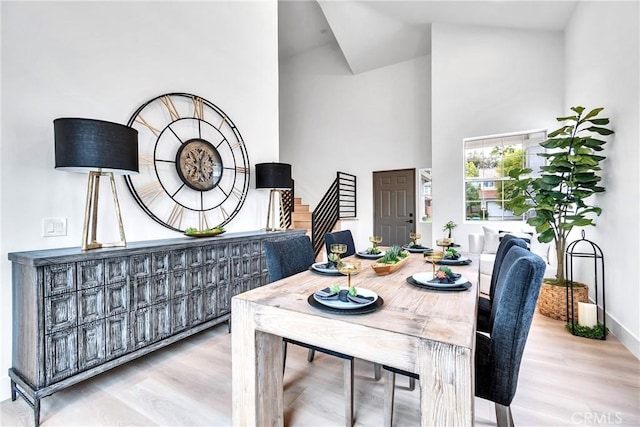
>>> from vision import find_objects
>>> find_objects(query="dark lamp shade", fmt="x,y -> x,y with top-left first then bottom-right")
54,118 -> 139,175
255,162 -> 292,189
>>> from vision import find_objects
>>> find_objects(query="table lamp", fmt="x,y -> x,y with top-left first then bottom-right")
54,118 -> 139,250
255,162 -> 292,231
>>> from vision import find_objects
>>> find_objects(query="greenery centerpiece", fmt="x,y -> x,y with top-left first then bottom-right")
508,106 -> 614,285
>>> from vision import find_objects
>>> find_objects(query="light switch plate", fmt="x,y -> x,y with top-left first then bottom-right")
42,218 -> 67,237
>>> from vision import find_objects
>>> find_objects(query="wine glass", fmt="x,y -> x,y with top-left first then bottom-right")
330,243 -> 348,264
369,236 -> 382,249
337,261 -> 361,290
409,232 -> 421,246
424,250 -> 444,275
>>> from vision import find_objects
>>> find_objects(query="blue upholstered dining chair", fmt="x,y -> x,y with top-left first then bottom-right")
382,245 -> 545,427
263,235 -> 356,427
477,234 -> 529,333
324,230 -> 357,258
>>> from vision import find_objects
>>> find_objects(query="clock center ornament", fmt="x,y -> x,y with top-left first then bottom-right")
125,93 -> 250,233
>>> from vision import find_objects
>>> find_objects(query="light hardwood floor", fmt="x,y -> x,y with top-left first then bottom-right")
1,312 -> 639,427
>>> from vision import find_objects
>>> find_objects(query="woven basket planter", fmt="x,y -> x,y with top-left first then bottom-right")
538,280 -> 589,322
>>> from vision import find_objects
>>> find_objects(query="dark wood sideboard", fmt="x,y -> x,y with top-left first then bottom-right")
8,229 -> 306,426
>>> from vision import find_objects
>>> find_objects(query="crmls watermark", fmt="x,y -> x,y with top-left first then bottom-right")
571,412 -> 623,425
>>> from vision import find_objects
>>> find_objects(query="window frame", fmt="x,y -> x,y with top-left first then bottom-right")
463,129 -> 547,224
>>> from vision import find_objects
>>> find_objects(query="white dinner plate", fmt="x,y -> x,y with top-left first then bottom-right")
313,288 -> 378,310
311,262 -> 343,275
412,272 -> 468,288
356,250 -> 385,259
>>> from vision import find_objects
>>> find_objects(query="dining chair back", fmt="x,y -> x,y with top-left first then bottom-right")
476,245 -> 546,426
382,245 -> 545,427
264,235 -> 316,282
477,235 -> 529,333
324,230 -> 357,258
263,234 -> 356,427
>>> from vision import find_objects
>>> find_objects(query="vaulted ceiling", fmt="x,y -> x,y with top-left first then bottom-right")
278,0 -> 578,74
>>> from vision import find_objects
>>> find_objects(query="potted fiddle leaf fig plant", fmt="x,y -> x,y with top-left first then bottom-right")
508,106 -> 613,320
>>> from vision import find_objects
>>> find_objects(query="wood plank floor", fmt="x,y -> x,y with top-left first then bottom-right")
1,312 -> 639,426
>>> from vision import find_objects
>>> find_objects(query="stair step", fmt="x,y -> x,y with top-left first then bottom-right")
294,204 -> 309,212
293,220 -> 312,230
292,212 -> 312,221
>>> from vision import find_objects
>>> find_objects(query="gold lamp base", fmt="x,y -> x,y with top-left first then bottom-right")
81,170 -> 127,251
264,189 -> 287,232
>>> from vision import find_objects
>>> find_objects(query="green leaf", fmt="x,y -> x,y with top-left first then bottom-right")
586,118 -> 610,125
567,218 -> 594,227
570,106 -> 585,115
586,126 -> 614,135
582,107 -> 604,121
538,228 -> 556,243
557,115 -> 579,122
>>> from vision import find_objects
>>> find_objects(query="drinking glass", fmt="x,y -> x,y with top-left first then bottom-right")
409,232 -> 421,246
337,261 -> 361,289
424,250 -> 444,275
330,243 -> 348,263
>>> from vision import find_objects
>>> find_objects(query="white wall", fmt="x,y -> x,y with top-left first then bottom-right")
279,42 -> 431,248
0,1 -> 278,401
565,1 -> 640,356
430,23 -> 564,246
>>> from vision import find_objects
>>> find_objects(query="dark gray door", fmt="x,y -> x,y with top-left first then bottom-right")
373,169 -> 416,247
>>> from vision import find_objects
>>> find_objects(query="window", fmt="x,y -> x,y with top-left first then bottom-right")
464,130 -> 546,222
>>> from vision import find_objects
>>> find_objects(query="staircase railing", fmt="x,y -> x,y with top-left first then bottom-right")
311,172 -> 357,257
279,172 -> 356,256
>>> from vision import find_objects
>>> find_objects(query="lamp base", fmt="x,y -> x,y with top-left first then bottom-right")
81,171 -> 127,251
264,189 -> 288,232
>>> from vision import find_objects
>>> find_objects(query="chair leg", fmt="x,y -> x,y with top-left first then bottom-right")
408,377 -> 416,391
307,348 -> 316,362
495,403 -> 514,427
343,358 -> 354,427
374,363 -> 382,380
282,341 -> 288,374
383,370 -> 396,427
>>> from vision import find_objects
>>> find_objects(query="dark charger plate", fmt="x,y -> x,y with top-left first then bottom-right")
307,295 -> 384,314
405,276 -> 472,292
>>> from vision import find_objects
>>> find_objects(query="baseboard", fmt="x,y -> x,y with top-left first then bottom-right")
601,306 -> 640,359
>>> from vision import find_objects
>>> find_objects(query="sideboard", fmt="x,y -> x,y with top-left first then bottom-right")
8,229 -> 305,426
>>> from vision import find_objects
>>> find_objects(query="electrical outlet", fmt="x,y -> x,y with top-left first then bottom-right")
42,218 -> 67,237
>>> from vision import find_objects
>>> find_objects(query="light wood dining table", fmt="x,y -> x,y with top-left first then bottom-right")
231,251 -> 478,426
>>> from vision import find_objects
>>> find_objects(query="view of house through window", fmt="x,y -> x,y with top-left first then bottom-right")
464,130 -> 546,221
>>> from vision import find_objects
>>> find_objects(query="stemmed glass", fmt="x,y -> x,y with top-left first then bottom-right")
369,236 -> 382,249
424,250 -> 444,275
337,260 -> 361,290
409,232 -> 421,246
330,243 -> 347,265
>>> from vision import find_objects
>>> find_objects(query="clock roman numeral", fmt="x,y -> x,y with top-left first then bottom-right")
217,116 -> 227,130
198,211 -> 210,231
161,95 -> 181,121
138,181 -> 164,205
135,115 -> 161,137
192,96 -> 205,120
139,155 -> 154,167
218,206 -> 229,221
167,204 -> 185,229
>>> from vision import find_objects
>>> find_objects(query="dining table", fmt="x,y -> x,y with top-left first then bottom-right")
231,250 -> 478,426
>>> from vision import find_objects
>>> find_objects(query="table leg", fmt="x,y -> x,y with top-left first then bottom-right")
419,341 -> 474,426
231,298 -> 284,427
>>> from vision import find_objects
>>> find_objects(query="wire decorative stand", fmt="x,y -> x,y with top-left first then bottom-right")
565,230 -> 607,339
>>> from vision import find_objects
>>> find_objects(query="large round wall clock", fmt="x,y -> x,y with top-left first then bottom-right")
125,92 -> 250,232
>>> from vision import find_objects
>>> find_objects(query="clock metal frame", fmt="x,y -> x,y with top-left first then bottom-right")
125,92 -> 250,232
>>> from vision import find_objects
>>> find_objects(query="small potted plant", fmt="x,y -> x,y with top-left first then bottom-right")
442,221 -> 457,243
